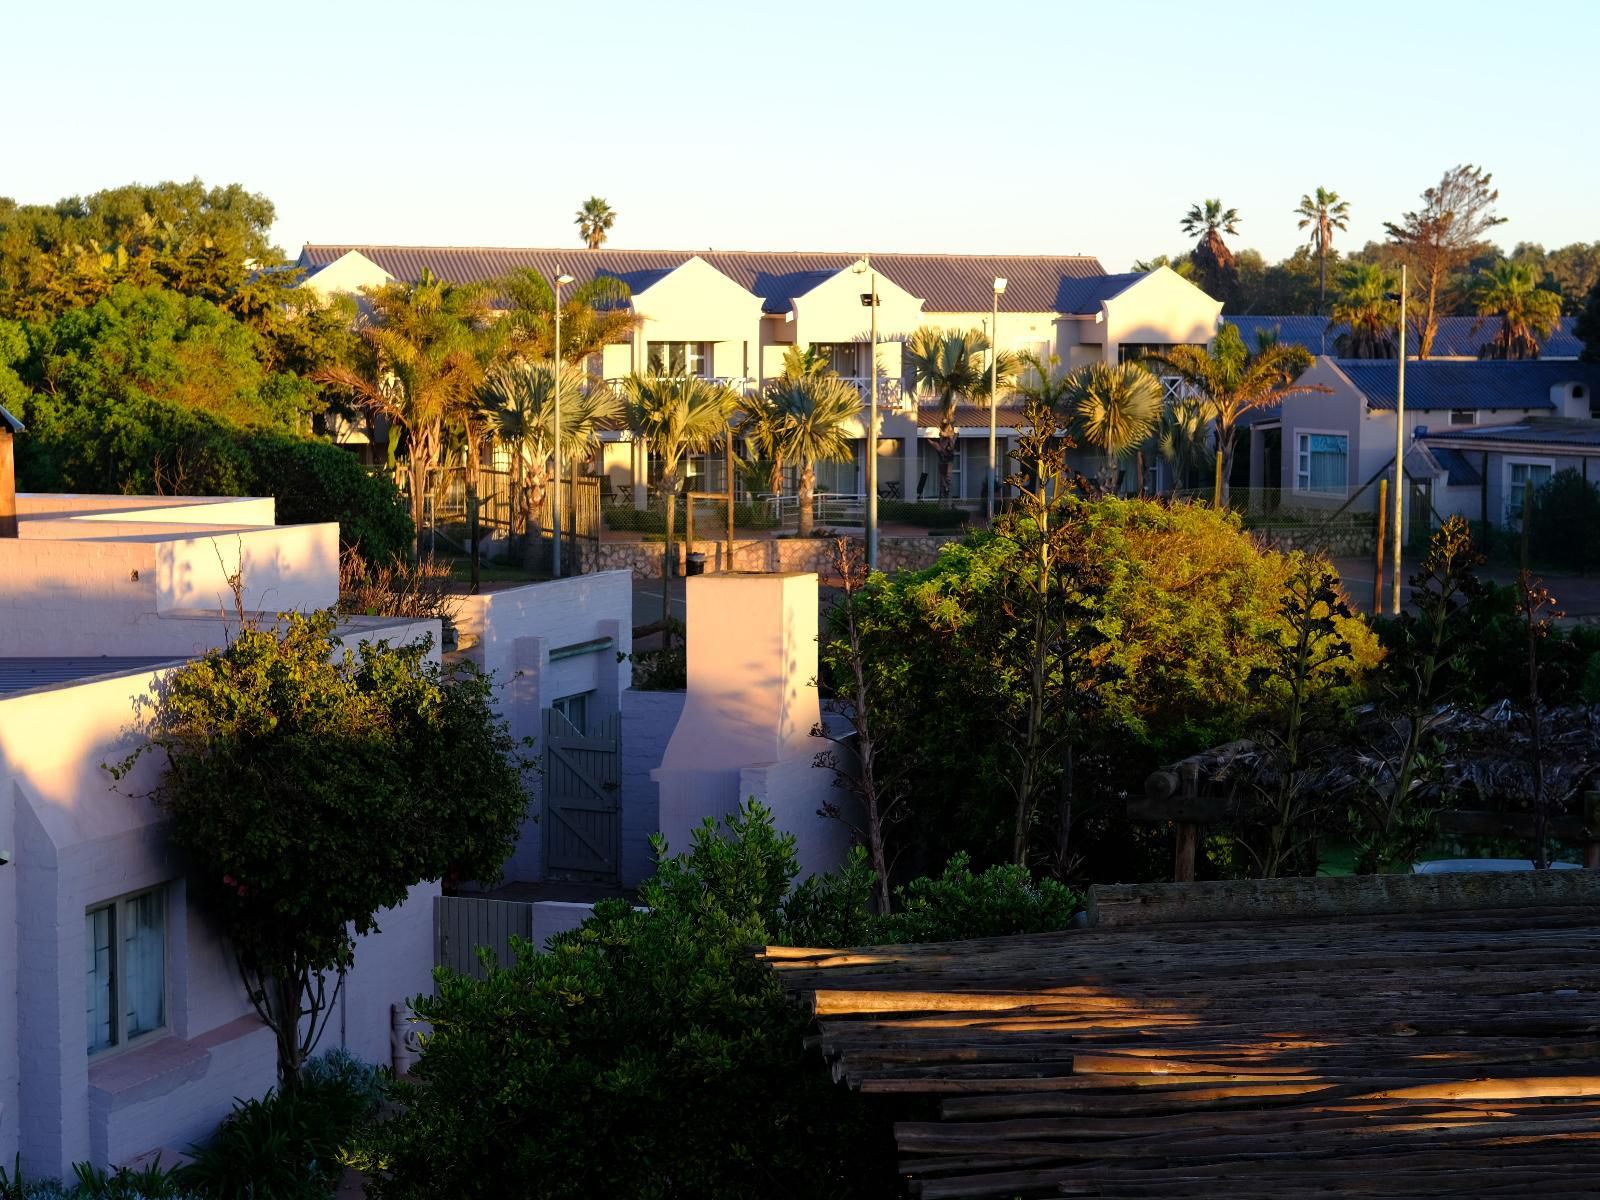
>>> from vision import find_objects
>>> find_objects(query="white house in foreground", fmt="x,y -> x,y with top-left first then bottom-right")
0,494 -> 438,1175
297,245 -> 1222,502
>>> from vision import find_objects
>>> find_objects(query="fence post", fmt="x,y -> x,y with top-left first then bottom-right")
1480,453 -> 1490,553
1372,477 -> 1387,615
1521,477 -> 1533,573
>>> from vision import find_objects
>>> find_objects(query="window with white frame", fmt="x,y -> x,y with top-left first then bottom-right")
1506,460 -> 1554,519
87,887 -> 167,1055
647,342 -> 711,377
1448,410 -> 1478,426
1294,431 -> 1348,494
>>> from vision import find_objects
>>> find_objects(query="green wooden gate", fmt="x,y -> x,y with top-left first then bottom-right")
543,708 -> 621,881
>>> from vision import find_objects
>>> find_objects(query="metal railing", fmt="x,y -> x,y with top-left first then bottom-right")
763,492 -> 869,527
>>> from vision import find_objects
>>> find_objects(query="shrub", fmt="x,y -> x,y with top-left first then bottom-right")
1527,468 -> 1600,571
355,801 -> 896,1200
603,501 -> 779,534
180,1050 -> 386,1200
240,432 -> 414,564
0,1157 -> 198,1200
877,499 -> 968,529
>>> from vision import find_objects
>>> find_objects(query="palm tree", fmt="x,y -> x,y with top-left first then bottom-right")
738,344 -> 836,498
495,268 -> 640,366
1061,363 -> 1163,492
479,361 -> 620,567
1471,262 -> 1564,360
768,374 -> 862,536
1294,188 -> 1351,309
576,197 -> 616,250
1180,199 -> 1241,300
1330,263 -> 1400,359
905,327 -> 1017,501
315,268 -> 490,558
1156,394 -> 1215,497
1151,323 -> 1328,508
620,373 -> 741,626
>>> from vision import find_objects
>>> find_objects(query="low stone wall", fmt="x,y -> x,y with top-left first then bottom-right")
1253,521 -> 1376,558
586,535 -> 956,579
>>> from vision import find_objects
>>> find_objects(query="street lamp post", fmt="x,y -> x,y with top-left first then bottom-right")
854,257 -> 880,570
987,277 -> 1007,525
1390,264 -> 1407,616
552,269 -> 574,578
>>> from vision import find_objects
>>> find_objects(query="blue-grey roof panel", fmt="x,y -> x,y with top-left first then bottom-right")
1429,446 -> 1484,487
1337,360 -> 1600,412
0,656 -> 179,697
1420,419 -> 1600,450
1226,315 -> 1582,359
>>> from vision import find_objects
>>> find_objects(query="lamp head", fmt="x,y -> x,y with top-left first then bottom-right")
993,277 -> 1008,295
556,272 -> 575,286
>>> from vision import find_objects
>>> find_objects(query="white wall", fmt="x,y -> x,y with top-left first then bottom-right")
620,689 -> 685,884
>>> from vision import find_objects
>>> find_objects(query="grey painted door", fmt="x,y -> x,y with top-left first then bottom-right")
434,895 -> 534,982
543,708 -> 622,881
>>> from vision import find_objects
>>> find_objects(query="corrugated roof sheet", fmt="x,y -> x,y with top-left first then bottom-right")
0,656 -> 177,697
1420,418 -> 1600,451
1227,315 -> 1584,359
297,245 -> 1111,315
1429,446 -> 1485,487
1337,360 -> 1600,412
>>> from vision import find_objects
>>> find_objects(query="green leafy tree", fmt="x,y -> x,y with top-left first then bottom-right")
315,269 -> 491,557
1295,187 -> 1351,308
1580,277 -> 1600,362
355,801 -> 896,1200
575,196 -> 617,250
1384,165 -> 1507,358
495,267 -> 640,365
116,611 -> 528,1083
1152,323 -> 1327,507
1470,261 -> 1564,359
768,372 -> 860,536
620,372 -> 741,625
1331,262 -> 1401,358
1180,199 -> 1241,302
904,326 -> 1017,500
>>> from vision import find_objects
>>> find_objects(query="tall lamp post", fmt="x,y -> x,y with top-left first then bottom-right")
551,269 -> 574,577
987,277 -> 1007,525
1389,264 -> 1407,616
853,257 -> 880,570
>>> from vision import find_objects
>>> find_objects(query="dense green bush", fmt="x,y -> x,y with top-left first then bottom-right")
877,499 -> 968,529
179,1049 -> 387,1200
356,802 -> 898,1200
1527,468 -> 1600,571
240,432 -> 413,564
0,1157 -> 198,1199
602,501 -> 778,534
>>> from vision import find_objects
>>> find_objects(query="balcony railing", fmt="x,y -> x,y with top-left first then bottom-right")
1159,376 -> 1202,404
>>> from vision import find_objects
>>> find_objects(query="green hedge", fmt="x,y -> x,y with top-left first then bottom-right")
877,499 -> 969,529
603,501 -> 779,534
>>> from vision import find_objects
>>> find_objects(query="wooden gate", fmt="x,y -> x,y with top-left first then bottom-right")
433,895 -> 534,982
543,708 -> 621,881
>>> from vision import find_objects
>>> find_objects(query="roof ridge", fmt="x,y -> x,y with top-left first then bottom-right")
302,243 -> 1103,261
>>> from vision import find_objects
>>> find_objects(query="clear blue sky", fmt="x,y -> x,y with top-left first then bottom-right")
5,0 -> 1594,272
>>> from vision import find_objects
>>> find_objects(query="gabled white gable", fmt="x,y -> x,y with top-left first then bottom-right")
298,250 -> 394,298
1100,266 -> 1223,347
789,262 -> 925,343
628,256 -> 765,343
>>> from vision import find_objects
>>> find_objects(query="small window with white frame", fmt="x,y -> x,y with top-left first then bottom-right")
552,691 -> 592,735
86,886 -> 167,1055
1506,459 -> 1554,520
1295,431 -> 1348,495
1448,410 -> 1478,426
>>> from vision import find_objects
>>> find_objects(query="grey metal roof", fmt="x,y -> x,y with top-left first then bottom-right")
297,245 -> 1110,316
1337,360 -> 1600,412
1429,446 -> 1485,487
0,404 -> 22,433
1226,315 -> 1583,359
1420,419 -> 1600,451
0,656 -> 178,697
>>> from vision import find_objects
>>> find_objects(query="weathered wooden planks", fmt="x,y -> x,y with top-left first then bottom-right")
762,891 -> 1600,1198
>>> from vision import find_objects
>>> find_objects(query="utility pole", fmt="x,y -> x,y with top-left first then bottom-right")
1390,264 -> 1406,616
855,258 -> 880,570
988,277 -> 1007,525
552,269 -> 574,577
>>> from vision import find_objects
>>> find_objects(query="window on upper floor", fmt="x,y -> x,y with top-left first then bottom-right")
1448,410 -> 1478,426
647,342 -> 711,377
1295,432 -> 1348,495
87,886 -> 167,1055
806,343 -> 863,377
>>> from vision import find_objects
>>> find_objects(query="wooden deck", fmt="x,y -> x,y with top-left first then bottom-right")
762,876 -> 1600,1198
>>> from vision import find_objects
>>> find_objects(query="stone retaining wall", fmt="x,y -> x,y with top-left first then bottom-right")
585,535 -> 955,579
1253,521 -> 1376,557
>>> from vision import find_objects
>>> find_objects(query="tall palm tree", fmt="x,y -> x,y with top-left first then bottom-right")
738,344 -> 836,498
1156,394 -> 1215,497
905,327 -> 1017,501
1061,363 -> 1163,492
495,268 -> 641,366
315,268 -> 491,558
479,360 -> 620,566
768,374 -> 862,536
620,373 -> 741,625
1294,187 -> 1351,309
1470,262 -> 1565,360
1152,323 -> 1328,508
1180,199 -> 1242,300
576,197 -> 616,250
1330,263 -> 1400,359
